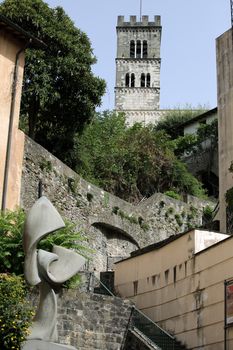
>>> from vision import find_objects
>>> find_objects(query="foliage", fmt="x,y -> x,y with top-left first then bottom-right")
0,209 -> 88,276
203,205 -> 214,221
164,190 -> 182,201
226,187 -> 233,210
38,219 -> 89,258
0,273 -> 34,349
155,106 -> 206,139
0,209 -> 25,275
75,111 -> 206,202
0,0 -> 106,166
171,119 -> 218,157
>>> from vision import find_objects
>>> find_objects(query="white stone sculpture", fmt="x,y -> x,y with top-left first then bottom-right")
22,196 -> 86,350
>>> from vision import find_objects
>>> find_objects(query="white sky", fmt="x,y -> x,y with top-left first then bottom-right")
9,1 -> 233,110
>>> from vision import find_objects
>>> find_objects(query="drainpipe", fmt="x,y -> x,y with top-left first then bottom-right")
1,40 -> 31,211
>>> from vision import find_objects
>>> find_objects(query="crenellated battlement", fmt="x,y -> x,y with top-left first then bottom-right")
117,15 -> 161,27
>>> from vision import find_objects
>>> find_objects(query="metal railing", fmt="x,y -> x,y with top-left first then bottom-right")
87,272 -> 115,296
130,307 -> 175,350
121,307 -> 175,350
84,272 -> 178,350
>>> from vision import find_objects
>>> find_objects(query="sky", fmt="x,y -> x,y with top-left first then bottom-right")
18,1 -> 233,110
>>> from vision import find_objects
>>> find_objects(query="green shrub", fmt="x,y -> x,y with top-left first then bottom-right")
0,209 -> 25,275
203,205 -> 214,221
226,187 -> 233,210
0,273 -> 34,349
175,214 -> 183,227
164,190 -> 181,201
0,209 -> 89,276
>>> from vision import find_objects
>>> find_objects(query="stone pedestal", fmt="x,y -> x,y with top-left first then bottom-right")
22,340 -> 77,350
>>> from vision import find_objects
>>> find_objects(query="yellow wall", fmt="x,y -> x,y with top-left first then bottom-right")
115,230 -> 233,349
0,29 -> 25,209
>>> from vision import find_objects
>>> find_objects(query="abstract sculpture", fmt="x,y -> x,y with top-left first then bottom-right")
22,196 -> 86,350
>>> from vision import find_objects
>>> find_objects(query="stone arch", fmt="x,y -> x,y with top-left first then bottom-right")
89,215 -> 140,271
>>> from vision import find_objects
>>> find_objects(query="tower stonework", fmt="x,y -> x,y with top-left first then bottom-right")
115,15 -> 162,125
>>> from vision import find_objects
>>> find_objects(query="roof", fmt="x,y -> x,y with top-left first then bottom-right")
115,226 -> 230,265
0,14 -> 45,48
180,107 -> 218,129
115,229 -> 192,264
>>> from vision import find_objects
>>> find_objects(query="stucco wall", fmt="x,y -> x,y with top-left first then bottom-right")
216,28 -> 233,233
0,29 -> 25,210
114,230 -> 232,349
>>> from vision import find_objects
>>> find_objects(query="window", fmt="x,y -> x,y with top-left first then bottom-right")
136,40 -> 141,58
133,280 -> 138,295
131,73 -> 135,87
146,73 -> 151,87
141,73 -> 145,87
141,73 -> 150,87
125,73 -> 130,87
130,40 -> 135,58
143,40 -> 148,58
125,73 -> 135,87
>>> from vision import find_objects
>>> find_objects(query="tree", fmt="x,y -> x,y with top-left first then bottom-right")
75,111 -> 206,202
0,0 -> 106,165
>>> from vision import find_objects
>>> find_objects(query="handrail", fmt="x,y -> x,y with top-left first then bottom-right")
130,307 -> 175,349
85,272 -> 176,349
88,272 -> 115,297
120,306 -> 135,350
133,307 -> 175,340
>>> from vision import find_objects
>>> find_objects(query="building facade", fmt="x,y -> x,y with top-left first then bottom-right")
0,15 -> 43,211
114,229 -> 233,349
115,15 -> 162,125
216,28 -> 233,233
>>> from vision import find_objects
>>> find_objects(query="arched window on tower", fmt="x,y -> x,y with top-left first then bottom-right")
125,73 -> 130,87
146,73 -> 151,87
131,73 -> 135,87
141,73 -> 145,87
136,40 -> 141,58
143,41 -> 148,58
130,40 -> 135,58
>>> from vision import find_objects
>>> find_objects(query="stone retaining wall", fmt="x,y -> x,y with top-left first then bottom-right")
21,136 -> 214,272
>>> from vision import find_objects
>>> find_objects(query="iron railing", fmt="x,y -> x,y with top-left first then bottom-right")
87,272 -> 115,296
85,272 -> 178,350
130,307 -> 175,350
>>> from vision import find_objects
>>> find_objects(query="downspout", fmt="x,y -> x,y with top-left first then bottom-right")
1,39 -> 31,211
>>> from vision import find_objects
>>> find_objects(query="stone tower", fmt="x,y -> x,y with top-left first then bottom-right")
115,15 -> 162,125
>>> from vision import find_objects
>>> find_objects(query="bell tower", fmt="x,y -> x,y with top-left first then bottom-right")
115,15 -> 162,125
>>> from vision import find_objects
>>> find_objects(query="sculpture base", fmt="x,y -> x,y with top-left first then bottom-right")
22,340 -> 77,350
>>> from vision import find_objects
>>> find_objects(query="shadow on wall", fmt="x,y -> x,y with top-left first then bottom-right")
92,222 -> 139,270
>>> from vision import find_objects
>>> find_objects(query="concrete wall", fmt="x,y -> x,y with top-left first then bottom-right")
114,230 -> 233,349
0,29 -> 25,210
216,28 -> 233,232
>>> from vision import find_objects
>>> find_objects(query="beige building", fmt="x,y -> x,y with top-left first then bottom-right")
0,14 -> 43,211
114,229 -> 233,349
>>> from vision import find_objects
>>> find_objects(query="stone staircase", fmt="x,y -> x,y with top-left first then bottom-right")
94,271 -> 187,350
122,306 -> 187,350
55,272 -> 187,350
